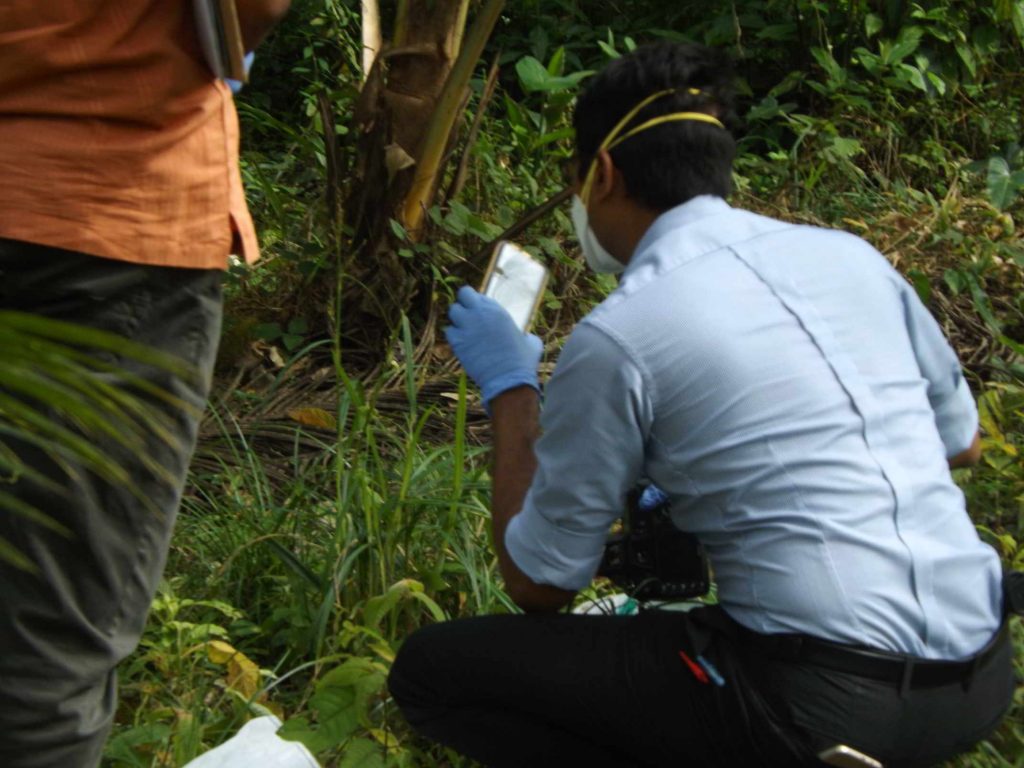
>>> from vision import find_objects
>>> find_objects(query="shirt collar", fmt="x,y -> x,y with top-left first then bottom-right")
625,195 -> 732,276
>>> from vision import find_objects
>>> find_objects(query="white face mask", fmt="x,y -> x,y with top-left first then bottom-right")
571,194 -> 624,274
570,89 -> 725,276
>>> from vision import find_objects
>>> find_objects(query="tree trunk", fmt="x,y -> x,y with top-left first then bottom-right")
336,0 -> 503,366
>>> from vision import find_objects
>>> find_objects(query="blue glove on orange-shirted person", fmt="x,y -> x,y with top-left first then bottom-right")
445,286 -> 543,409
226,51 -> 257,93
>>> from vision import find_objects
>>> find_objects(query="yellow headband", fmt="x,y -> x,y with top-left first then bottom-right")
580,88 -> 725,204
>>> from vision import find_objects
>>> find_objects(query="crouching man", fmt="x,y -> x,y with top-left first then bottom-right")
388,41 -> 1014,767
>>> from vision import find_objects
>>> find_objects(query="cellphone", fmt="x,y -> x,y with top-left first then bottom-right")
817,745 -> 884,768
481,241 -> 549,333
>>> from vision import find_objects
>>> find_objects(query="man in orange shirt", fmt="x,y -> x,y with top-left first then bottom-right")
0,2 -> 289,765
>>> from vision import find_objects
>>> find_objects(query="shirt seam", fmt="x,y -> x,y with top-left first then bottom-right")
727,243 -> 931,644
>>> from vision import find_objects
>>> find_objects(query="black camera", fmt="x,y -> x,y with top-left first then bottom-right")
597,486 -> 710,602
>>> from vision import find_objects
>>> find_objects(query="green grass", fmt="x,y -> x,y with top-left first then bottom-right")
107,142 -> 1024,768
107,9 -> 1024,761
106,351 -> 506,766
104,361 -> 1024,768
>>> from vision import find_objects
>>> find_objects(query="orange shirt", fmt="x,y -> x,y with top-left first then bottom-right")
0,1 -> 257,269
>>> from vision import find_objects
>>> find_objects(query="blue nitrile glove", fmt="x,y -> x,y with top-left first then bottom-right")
445,286 -> 543,408
226,52 -> 256,94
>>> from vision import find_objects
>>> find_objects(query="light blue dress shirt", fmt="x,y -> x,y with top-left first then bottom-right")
505,195 -> 1003,660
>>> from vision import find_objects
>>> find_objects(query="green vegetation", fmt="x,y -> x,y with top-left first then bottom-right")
0,314 -> 196,570
106,1 -> 1023,765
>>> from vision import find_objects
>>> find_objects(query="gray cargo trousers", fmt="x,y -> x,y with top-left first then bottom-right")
0,238 -> 223,767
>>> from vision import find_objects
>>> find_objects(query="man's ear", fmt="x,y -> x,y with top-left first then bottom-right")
590,149 -> 619,203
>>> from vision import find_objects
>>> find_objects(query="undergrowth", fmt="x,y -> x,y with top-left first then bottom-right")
107,1 -> 1022,766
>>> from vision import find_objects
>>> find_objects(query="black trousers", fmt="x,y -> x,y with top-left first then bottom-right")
0,240 -> 223,768
387,606 -> 1014,768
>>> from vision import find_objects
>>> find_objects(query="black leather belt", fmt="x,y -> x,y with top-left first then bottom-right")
740,621 -> 1008,693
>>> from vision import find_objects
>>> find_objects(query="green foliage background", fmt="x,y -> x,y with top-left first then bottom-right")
105,1 -> 1023,766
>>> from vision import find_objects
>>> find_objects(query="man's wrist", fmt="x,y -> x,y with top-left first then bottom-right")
481,373 -> 540,412
490,384 -> 541,418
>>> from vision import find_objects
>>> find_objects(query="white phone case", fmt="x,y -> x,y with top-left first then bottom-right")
481,241 -> 549,333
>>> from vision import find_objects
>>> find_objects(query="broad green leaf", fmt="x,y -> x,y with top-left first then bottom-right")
363,584 -> 406,630
542,89 -> 575,120
339,737 -> 385,768
408,589 -> 447,622
318,657 -> 387,695
955,41 -> 977,78
888,26 -> 923,64
543,71 -> 592,91
926,71 -> 946,96
531,126 -> 575,150
310,686 -> 360,738
987,156 -> 1017,210
279,659 -> 390,752
854,48 -> 882,76
1004,0 -> 1024,44
277,717 -> 324,751
253,322 -> 282,341
943,268 -> 967,295
924,25 -> 954,43
501,93 -> 526,131
515,56 -> 550,92
282,333 -> 304,351
363,578 -> 444,628
465,212 -> 503,241
546,46 -> 565,77
441,201 -> 470,235
811,47 -> 846,84
388,218 -> 408,241
829,137 -> 863,160
865,13 -> 884,39
597,40 -> 619,59
902,64 -> 927,93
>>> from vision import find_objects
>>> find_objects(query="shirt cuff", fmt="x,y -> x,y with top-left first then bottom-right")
504,502 -> 604,592
480,371 -> 539,411
932,372 -> 978,458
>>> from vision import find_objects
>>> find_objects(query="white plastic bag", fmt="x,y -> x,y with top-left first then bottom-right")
182,716 -> 320,768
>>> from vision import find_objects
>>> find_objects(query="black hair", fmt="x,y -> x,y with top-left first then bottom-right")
573,41 -> 738,211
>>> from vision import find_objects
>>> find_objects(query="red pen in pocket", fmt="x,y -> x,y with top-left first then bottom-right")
678,650 -> 710,684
